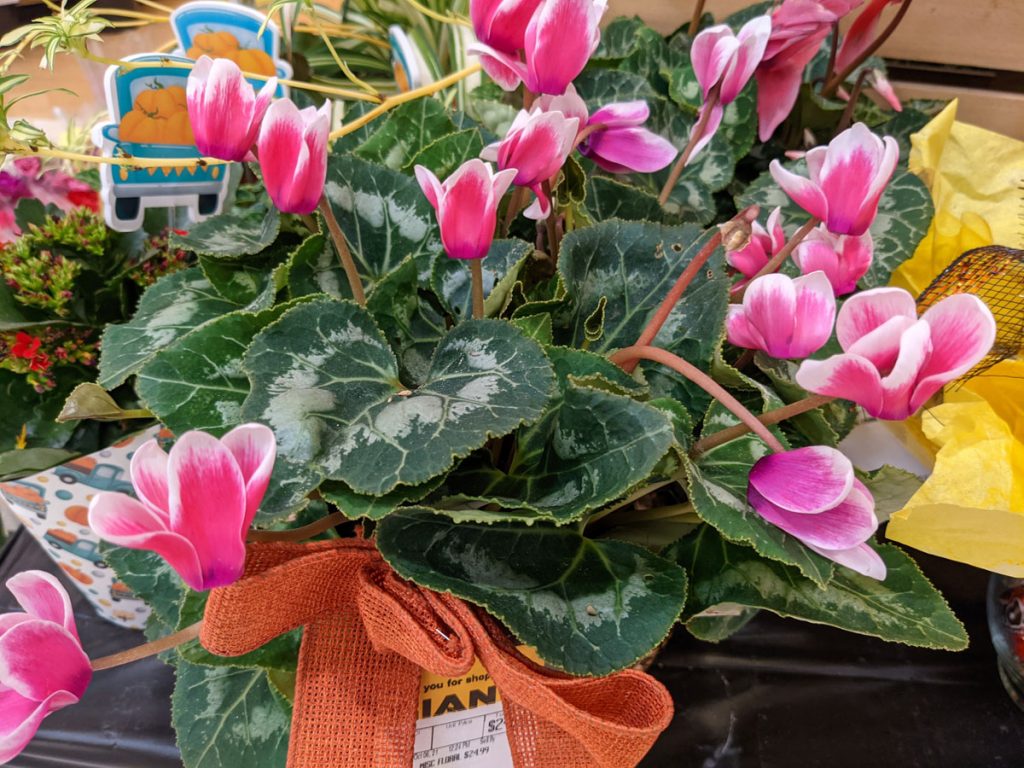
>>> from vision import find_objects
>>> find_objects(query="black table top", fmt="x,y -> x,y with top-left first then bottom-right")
2,527 -> 1022,768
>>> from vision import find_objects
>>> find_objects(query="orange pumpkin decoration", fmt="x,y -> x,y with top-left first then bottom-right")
120,110 -> 166,143
119,83 -> 195,146
134,84 -> 181,119
165,111 -> 194,145
187,29 -> 240,58
230,48 -> 276,76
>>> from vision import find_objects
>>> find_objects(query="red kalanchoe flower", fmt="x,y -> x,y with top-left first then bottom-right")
10,333 -> 41,360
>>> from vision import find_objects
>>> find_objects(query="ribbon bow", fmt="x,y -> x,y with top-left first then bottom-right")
200,539 -> 674,768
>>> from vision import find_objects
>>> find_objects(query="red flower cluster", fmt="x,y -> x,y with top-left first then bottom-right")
10,331 -> 50,373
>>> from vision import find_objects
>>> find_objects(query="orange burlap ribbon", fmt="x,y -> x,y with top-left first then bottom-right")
200,539 -> 674,768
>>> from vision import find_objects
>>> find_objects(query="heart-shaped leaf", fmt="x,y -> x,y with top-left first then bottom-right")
241,298 -> 554,495
377,508 -> 688,675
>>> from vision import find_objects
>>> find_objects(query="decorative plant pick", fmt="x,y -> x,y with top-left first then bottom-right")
416,159 -> 516,319
0,571 -> 92,763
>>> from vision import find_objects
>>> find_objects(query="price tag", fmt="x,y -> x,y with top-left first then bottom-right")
414,658 -> 513,768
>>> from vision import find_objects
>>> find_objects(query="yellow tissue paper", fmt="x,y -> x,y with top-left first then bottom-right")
884,101 -> 1024,575
886,394 -> 1024,577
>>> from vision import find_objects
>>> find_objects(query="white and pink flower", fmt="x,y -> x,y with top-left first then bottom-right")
481,106 -> 579,219
469,0 -> 545,55
748,446 -> 886,579
415,160 -> 516,260
793,225 -> 874,295
727,271 -> 836,359
187,55 -> 276,162
257,99 -> 331,215
0,571 -> 91,763
536,85 -> 676,174
688,16 -> 772,163
770,122 -> 898,236
470,0 -> 607,95
89,425 -> 276,592
796,287 -> 997,420
726,206 -> 786,279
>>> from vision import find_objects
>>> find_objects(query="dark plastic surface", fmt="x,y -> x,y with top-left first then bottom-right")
2,527 -> 1022,767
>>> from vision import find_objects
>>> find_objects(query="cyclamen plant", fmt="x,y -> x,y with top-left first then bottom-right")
0,0 -> 998,765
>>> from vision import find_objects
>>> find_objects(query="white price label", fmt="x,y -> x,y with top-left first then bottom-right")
413,701 -> 513,768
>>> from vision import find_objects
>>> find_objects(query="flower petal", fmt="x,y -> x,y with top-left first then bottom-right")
5,571 -> 76,640
0,620 -> 91,701
910,293 -> 997,413
0,687 -> 80,765
88,492 -> 205,591
414,165 -> 443,210
770,158 -> 828,221
588,100 -> 649,128
844,313 -> 916,372
524,0 -> 606,95
583,126 -> 677,173
749,446 -> 854,515
187,56 -> 258,162
789,270 -> 837,358
750,480 -> 877,550
795,353 -> 885,415
687,102 -> 723,166
835,286 -> 917,351
691,25 -> 738,96
129,439 -> 171,522
468,42 -> 527,91
220,423 -> 276,532
167,431 -> 248,590
726,305 -> 769,350
742,273 -> 798,358
807,541 -> 887,580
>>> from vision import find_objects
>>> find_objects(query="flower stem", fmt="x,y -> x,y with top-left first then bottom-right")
835,68 -> 871,134
821,0 -> 914,97
470,259 -> 485,319
824,21 -> 840,86
91,622 -> 202,671
688,0 -> 706,36
541,179 -> 560,260
658,83 -> 721,206
329,64 -> 482,140
691,393 -> 835,456
572,122 -> 606,151
610,345 -> 786,453
622,205 -> 759,374
732,216 -> 820,301
247,511 -> 347,542
318,196 -> 366,306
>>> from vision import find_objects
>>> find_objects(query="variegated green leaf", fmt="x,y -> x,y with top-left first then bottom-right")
171,199 -> 280,260
241,298 -> 554,495
377,508 -> 688,675
355,97 -> 456,170
670,526 -> 968,650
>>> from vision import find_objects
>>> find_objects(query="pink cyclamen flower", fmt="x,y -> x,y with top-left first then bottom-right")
793,225 -> 873,295
796,287 -> 997,420
470,0 -> 545,54
89,425 -> 277,592
770,122 -> 898,236
187,55 -> 277,162
836,0 -> 901,72
257,99 -> 331,215
470,0 -> 607,94
415,160 -> 516,260
755,0 -> 862,141
481,107 -> 579,219
727,271 -> 836,359
727,206 -> 786,279
748,446 -> 886,579
536,85 -> 676,174
0,571 -> 91,763
867,69 -> 902,111
689,16 -> 772,163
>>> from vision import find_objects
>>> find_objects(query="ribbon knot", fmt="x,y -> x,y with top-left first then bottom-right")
200,539 -> 674,768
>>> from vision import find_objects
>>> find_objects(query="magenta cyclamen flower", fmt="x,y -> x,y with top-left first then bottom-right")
793,225 -> 873,295
836,0 -> 901,72
89,425 -> 276,592
754,0 -> 862,141
796,288 -> 997,420
470,0 -> 545,55
536,86 -> 676,174
470,0 -> 607,95
481,106 -> 579,219
415,160 -> 516,260
187,55 -> 276,162
727,206 -> 786,279
770,122 -> 898,236
0,571 -> 91,763
688,16 -> 772,163
257,99 -> 331,215
748,446 -> 886,579
727,271 -> 836,359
